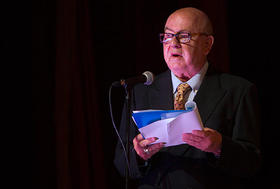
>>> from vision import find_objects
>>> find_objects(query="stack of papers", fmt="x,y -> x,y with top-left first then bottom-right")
132,101 -> 203,147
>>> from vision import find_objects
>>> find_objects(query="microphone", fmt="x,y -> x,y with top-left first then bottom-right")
112,71 -> 154,87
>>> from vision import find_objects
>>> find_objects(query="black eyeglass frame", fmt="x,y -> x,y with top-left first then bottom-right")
159,32 -> 210,44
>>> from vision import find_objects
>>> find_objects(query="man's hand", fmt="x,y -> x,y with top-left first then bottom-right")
133,134 -> 165,160
182,128 -> 222,156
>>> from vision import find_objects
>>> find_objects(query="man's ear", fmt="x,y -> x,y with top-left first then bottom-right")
204,35 -> 214,55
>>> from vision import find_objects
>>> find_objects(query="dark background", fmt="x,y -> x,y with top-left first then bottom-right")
33,0 -> 278,188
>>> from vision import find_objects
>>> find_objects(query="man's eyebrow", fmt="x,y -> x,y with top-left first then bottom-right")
164,27 -> 175,32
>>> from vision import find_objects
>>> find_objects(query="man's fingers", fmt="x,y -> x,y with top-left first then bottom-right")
149,142 -> 165,153
141,142 -> 165,160
133,135 -> 160,154
182,133 -> 203,142
133,134 -> 142,147
182,128 -> 222,155
134,134 -> 155,147
133,134 -> 164,160
139,137 -> 159,147
136,134 -> 144,141
192,130 -> 207,137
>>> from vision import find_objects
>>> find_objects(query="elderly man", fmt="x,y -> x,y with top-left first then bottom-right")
114,7 -> 261,189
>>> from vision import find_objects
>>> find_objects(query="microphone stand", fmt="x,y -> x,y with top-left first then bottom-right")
111,73 -> 153,189
123,83 -> 132,189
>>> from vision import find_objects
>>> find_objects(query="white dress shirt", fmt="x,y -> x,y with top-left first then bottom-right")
171,62 -> 209,103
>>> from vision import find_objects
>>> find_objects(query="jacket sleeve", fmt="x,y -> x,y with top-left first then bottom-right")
216,84 -> 261,177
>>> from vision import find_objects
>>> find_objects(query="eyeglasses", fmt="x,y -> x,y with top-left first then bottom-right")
159,32 -> 209,44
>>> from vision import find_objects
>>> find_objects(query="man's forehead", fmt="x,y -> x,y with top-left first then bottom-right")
164,14 -> 202,33
164,8 -> 212,34
164,27 -> 190,33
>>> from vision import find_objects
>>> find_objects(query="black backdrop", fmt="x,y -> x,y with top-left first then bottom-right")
33,0 -> 278,188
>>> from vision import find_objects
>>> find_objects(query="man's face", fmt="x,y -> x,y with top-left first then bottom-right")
163,13 -> 211,79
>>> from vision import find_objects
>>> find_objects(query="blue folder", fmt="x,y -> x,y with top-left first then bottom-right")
132,108 -> 194,129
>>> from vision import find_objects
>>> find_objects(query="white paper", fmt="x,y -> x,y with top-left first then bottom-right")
139,118 -> 175,144
137,102 -> 204,147
167,107 -> 204,146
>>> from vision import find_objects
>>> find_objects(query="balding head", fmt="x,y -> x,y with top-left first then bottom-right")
162,7 -> 214,81
165,7 -> 213,35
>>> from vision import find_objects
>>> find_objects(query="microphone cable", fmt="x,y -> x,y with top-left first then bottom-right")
109,83 -> 131,174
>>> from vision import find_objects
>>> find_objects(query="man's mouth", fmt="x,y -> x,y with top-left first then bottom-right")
171,53 -> 182,57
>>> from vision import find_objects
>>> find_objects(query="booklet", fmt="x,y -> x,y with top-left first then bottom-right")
132,101 -> 203,147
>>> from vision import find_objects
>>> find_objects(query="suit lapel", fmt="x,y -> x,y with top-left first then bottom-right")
194,67 -> 227,125
147,68 -> 227,122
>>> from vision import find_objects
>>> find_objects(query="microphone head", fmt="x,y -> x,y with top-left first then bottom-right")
142,71 -> 154,85
112,80 -> 122,87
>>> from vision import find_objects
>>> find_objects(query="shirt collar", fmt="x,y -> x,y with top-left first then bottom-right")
171,62 -> 209,94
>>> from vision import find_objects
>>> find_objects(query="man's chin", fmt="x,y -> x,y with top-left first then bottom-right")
167,61 -> 186,71
169,67 -> 188,76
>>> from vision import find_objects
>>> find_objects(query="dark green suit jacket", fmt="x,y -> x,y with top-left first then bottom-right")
114,66 -> 261,189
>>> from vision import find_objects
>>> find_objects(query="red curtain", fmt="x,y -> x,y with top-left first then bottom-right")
34,0 -> 279,187
53,2 -> 230,188
34,0 -> 256,188
54,0 -> 106,188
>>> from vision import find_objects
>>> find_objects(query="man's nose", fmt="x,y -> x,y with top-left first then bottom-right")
170,37 -> 181,48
